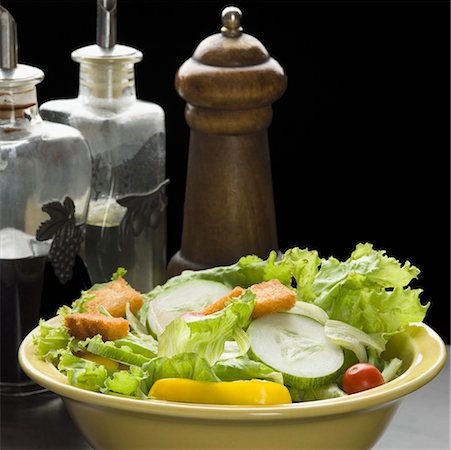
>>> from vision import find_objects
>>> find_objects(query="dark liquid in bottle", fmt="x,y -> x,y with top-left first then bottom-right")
39,255 -> 92,319
0,254 -> 91,395
0,256 -> 46,385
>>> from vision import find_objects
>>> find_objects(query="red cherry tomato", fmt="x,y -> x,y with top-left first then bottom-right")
342,363 -> 385,394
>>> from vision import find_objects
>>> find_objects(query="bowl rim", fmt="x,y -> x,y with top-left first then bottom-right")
19,319 -> 447,421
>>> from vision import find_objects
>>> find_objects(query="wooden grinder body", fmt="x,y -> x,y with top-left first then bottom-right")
168,11 -> 287,277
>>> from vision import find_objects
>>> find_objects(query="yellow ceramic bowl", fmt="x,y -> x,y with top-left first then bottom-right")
19,320 -> 446,450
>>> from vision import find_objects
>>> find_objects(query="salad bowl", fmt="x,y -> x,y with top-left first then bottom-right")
20,319 -> 446,450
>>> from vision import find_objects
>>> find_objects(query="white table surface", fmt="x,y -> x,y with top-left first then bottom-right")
374,345 -> 450,449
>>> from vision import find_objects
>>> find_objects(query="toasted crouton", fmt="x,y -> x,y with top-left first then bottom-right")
85,277 -> 144,317
200,279 -> 296,319
65,312 -> 129,341
249,279 -> 296,318
200,286 -> 245,315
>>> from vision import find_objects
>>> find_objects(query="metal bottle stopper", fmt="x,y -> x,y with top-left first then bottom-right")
97,0 -> 117,49
0,6 -> 18,70
0,5 -> 43,112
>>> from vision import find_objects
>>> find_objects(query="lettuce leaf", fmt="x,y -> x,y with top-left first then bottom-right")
141,353 -> 220,395
349,243 -> 420,288
157,290 -> 256,365
111,267 -> 127,281
85,335 -> 152,366
380,357 -> 403,382
324,319 -> 387,362
313,243 -> 420,295
126,302 -> 149,336
213,355 -> 283,384
281,247 -> 321,301
145,250 -> 292,298
309,243 -> 429,334
57,289 -> 95,316
33,319 -> 72,363
59,350 -> 147,397
298,383 -> 347,401
287,300 -> 329,325
113,333 -> 158,359
102,366 -> 147,397
58,351 -> 108,392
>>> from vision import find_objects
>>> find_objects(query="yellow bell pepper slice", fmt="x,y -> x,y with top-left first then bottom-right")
148,378 -> 292,405
79,352 -> 120,370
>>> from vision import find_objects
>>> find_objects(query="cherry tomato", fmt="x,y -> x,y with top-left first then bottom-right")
342,363 -> 385,394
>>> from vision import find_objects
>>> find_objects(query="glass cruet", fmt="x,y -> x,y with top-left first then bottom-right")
0,5 -> 92,396
40,0 -> 168,293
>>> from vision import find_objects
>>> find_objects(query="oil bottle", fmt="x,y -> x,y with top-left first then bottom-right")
40,0 -> 167,293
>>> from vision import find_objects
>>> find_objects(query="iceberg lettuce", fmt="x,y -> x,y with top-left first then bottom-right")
58,351 -> 108,392
85,335 -> 152,367
140,353 -> 220,394
213,355 -> 283,384
157,290 -> 256,365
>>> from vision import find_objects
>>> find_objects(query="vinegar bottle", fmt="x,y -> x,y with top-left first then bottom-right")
40,0 -> 168,292
0,6 -> 91,395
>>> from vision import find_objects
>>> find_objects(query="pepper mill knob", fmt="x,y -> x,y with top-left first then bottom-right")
221,6 -> 243,37
168,7 -> 287,277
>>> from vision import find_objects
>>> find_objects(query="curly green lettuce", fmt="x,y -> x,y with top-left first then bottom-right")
291,243 -> 429,335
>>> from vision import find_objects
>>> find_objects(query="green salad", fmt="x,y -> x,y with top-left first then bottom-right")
33,243 -> 429,404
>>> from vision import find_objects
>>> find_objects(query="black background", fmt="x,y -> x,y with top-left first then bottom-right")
3,0 -> 449,343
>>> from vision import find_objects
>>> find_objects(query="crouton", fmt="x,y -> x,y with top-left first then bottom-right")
200,279 -> 296,319
249,279 -> 296,318
65,312 -> 129,341
199,286 -> 245,315
85,277 -> 144,317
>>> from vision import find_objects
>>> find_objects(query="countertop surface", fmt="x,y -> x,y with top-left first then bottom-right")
1,346 -> 450,450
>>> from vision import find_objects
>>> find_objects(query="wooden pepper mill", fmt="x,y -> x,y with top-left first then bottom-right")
167,6 -> 287,277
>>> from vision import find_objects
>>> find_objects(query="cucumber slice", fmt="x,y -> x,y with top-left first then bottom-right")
86,336 -> 151,367
247,313 -> 344,389
147,279 -> 231,337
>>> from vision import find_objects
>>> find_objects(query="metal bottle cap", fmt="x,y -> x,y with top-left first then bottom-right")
72,0 -> 141,63
0,5 -> 18,69
0,6 -> 43,86
97,0 -> 117,49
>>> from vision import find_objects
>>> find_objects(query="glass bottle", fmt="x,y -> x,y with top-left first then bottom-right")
0,6 -> 92,395
40,0 -> 167,293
